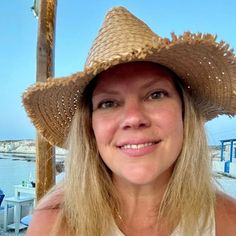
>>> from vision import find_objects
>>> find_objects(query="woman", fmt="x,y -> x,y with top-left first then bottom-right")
23,7 -> 236,236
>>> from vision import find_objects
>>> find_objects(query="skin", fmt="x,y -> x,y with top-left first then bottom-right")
26,192 -> 236,236
216,192 -> 236,235
26,62 -> 236,235
92,62 -> 183,186
92,62 -> 183,234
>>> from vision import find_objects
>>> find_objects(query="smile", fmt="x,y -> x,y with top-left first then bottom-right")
121,142 -> 156,150
118,140 -> 161,157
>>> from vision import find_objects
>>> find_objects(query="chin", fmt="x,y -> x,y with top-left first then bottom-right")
122,171 -> 162,186
119,166 -> 173,186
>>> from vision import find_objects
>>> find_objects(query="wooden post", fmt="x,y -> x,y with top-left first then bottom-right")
35,0 -> 57,201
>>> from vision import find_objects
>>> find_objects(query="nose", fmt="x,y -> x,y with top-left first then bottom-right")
120,100 -> 151,130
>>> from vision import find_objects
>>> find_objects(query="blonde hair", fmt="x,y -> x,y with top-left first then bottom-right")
158,89 -> 216,235
59,84 -> 120,235
50,71 -> 216,235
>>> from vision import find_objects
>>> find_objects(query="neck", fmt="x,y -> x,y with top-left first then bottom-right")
113,173 -> 172,235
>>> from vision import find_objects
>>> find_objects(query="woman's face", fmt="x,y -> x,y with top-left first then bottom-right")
92,62 -> 183,187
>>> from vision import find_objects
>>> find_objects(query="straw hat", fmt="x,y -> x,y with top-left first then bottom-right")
23,6 -> 236,148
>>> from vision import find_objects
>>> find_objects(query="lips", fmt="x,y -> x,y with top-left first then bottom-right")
120,142 -> 156,150
117,140 -> 161,157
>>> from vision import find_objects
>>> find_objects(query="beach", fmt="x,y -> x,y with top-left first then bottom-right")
0,142 -> 236,235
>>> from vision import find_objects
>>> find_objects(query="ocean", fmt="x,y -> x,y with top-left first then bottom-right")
0,156 -> 35,197
0,154 -> 235,199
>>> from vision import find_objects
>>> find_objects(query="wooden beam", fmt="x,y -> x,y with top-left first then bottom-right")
35,0 -> 57,201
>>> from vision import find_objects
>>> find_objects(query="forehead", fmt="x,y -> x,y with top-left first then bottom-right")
94,61 -> 177,91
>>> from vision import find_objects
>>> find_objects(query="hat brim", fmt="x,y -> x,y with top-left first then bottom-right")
22,33 -> 236,148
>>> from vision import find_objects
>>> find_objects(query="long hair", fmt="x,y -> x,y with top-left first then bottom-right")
51,72 -> 216,235
158,88 -> 216,235
58,78 -> 120,235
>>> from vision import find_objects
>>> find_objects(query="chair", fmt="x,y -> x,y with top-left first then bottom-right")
21,214 -> 32,226
0,192 -> 5,209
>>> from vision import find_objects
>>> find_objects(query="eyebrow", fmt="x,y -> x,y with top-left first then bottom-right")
140,76 -> 174,91
92,88 -> 120,98
142,77 -> 169,88
93,76 -> 173,98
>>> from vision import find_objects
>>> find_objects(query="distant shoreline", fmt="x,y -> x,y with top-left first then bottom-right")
0,152 -> 65,162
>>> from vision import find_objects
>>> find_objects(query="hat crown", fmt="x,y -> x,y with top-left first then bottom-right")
85,7 -> 158,68
22,6 -> 236,148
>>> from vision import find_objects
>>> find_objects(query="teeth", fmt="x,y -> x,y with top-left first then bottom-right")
122,142 -> 154,149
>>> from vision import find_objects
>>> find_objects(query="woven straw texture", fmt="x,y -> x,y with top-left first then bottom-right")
22,6 -> 236,148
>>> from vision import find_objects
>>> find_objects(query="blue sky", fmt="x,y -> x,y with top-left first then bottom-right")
0,0 -> 235,145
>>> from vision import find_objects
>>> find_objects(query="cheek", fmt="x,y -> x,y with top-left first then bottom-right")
157,104 -> 183,140
92,114 -> 116,147
92,116 -> 103,144
168,112 -> 183,134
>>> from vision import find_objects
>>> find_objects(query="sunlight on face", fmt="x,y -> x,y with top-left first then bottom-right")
92,62 -> 183,187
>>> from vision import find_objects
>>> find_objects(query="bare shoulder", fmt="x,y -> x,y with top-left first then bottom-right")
26,188 -> 64,236
216,192 -> 236,236
26,205 -> 60,235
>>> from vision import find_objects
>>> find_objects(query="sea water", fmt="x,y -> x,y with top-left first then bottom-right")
0,156 -> 35,197
0,155 -> 235,199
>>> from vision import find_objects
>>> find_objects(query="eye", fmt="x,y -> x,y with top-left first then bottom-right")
148,90 -> 168,100
97,100 -> 118,109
